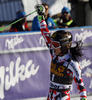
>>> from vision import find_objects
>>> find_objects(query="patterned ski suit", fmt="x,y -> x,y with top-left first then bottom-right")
39,20 -> 87,100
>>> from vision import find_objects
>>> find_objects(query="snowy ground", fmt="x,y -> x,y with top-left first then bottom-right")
19,95 -> 92,100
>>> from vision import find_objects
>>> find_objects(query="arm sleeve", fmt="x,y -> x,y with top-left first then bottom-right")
69,60 -> 87,99
39,19 -> 52,48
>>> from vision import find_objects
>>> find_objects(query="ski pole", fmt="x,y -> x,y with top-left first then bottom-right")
0,10 -> 37,32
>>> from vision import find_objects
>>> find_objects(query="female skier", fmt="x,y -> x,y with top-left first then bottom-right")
35,4 -> 87,100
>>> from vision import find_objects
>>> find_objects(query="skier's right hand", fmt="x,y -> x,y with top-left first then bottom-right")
35,4 -> 45,15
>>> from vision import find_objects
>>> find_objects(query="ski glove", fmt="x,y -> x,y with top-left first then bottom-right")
35,4 -> 45,15
81,98 -> 87,100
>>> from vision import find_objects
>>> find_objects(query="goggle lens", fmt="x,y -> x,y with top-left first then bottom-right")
51,41 -> 61,49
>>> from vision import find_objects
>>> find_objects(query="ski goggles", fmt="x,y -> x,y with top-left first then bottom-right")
51,41 -> 61,49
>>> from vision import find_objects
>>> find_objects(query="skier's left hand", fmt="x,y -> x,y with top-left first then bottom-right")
35,4 -> 45,15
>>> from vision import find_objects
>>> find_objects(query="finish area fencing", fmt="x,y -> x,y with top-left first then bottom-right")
0,26 -> 92,100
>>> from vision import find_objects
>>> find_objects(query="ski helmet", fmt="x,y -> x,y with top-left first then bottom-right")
16,11 -> 26,19
51,30 -> 72,50
61,7 -> 70,15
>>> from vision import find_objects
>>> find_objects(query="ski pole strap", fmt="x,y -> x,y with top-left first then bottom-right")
38,15 -> 45,21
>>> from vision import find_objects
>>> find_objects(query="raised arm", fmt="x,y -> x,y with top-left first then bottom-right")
35,4 -> 52,47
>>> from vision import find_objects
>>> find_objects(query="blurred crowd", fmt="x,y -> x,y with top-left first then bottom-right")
1,3 -> 77,33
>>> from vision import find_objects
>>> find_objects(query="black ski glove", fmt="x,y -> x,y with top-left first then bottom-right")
35,4 -> 45,21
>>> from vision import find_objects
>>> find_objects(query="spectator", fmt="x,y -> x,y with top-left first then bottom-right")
57,7 -> 77,28
31,3 -> 57,31
9,10 -> 30,32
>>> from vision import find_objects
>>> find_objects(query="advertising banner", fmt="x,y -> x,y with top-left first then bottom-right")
0,27 -> 92,100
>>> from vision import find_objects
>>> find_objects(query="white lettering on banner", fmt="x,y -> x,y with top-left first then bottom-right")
0,57 -> 39,99
39,36 -> 46,46
5,36 -> 24,49
74,30 -> 92,42
89,80 -> 92,88
80,59 -> 92,78
0,67 -> 5,99
79,59 -> 91,69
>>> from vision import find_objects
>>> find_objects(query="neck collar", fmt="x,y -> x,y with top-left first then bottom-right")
58,53 -> 71,63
